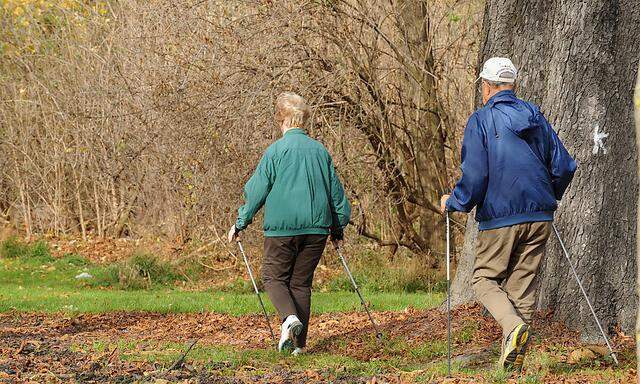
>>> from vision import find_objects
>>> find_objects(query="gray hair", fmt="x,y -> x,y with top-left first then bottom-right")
484,79 -> 515,88
275,92 -> 310,128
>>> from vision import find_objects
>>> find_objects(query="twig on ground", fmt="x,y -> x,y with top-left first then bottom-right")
106,346 -> 119,365
166,339 -> 200,372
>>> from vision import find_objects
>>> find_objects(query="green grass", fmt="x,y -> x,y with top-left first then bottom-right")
0,251 -> 443,314
1,237 -> 54,262
98,251 -> 186,290
72,339 -> 447,378
326,248 -> 445,294
80,335 -> 608,382
1,238 -> 632,383
67,336 -> 631,383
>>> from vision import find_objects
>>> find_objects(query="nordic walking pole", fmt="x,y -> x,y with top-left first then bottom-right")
237,240 -> 277,349
551,224 -> 619,365
446,211 -> 452,377
333,243 -> 383,341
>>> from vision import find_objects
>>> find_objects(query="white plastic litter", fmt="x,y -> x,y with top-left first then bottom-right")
75,272 -> 93,279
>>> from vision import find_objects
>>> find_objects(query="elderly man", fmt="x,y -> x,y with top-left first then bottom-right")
441,58 -> 576,370
228,92 -> 351,355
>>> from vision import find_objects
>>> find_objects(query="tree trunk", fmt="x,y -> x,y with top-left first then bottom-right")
452,0 -> 640,339
449,210 -> 477,307
397,0 -> 448,258
634,62 -> 640,379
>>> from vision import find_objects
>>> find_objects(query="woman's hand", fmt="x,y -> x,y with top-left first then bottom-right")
228,225 -> 239,243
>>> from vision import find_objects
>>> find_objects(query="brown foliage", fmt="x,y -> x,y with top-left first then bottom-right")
0,1 -> 480,262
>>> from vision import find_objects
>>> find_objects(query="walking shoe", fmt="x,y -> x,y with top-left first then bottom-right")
292,347 -> 304,356
498,323 -> 530,371
278,315 -> 303,353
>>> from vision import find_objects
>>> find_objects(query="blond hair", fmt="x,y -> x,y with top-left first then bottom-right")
275,92 -> 310,128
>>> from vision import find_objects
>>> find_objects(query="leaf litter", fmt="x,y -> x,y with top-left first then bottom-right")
0,304 -> 635,383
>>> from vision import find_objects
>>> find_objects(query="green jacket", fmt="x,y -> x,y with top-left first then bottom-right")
235,129 -> 351,237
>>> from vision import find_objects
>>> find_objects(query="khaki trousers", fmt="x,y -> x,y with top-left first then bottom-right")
472,221 -> 551,338
262,234 -> 327,348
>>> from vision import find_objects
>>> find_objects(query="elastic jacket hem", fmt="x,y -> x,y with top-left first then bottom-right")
264,227 -> 330,237
478,211 -> 554,231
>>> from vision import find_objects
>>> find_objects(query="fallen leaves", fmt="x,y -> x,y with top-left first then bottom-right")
584,344 -> 610,357
0,305 -> 635,383
568,347 -> 597,364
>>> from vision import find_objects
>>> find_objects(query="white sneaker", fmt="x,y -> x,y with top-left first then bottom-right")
292,347 -> 304,356
278,315 -> 303,352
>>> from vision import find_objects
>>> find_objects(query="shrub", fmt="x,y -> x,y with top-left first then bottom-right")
323,248 -> 442,294
0,237 -> 28,258
221,277 -> 256,294
58,253 -> 89,267
0,237 -> 53,262
93,252 -> 184,290
389,257 -> 443,293
29,240 -> 53,262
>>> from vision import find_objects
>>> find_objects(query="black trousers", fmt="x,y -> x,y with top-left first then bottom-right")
262,234 -> 328,348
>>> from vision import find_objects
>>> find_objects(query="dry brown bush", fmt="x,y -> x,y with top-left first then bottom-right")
0,0 -> 480,266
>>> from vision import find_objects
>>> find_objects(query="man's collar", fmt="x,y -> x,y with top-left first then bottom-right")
487,89 -> 516,106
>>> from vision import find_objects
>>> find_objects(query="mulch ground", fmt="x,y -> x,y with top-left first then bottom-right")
0,305 -> 636,383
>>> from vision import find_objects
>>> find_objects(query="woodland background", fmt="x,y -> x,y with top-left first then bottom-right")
2,1 -> 640,382
2,0 -> 639,356
0,0 -> 479,259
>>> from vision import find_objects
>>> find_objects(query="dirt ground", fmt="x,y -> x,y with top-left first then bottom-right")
0,305 -> 635,383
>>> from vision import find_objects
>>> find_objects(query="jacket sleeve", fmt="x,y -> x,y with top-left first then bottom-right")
235,149 -> 276,230
328,155 -> 351,231
446,113 -> 489,213
543,117 -> 577,200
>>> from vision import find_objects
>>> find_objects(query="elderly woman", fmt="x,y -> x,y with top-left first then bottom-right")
228,92 -> 351,355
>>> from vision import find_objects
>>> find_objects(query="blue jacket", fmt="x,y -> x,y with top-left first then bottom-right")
446,90 -> 577,230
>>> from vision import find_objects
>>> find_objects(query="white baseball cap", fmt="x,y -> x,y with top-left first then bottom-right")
477,57 -> 518,83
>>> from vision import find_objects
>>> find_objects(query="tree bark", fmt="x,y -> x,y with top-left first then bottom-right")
634,62 -> 640,380
452,0 -> 640,339
449,210 -> 477,307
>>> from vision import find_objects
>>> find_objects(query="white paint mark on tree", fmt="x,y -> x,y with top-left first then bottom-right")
592,124 -> 608,155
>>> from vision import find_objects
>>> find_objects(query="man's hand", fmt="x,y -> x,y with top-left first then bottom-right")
440,194 -> 450,215
332,239 -> 344,250
228,224 -> 239,243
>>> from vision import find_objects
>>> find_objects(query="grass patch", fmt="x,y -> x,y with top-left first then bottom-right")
0,251 -> 443,314
0,236 -> 54,262
1,240 -> 633,383
73,339 -> 442,378
456,321 -> 479,344
409,340 -> 448,360
66,337 -> 632,383
219,276 -> 255,294
325,248 -> 444,294
107,338 -> 569,382
0,238 -> 188,290
92,252 -> 185,290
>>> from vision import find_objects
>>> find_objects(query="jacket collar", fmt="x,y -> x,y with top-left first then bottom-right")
284,128 -> 306,136
487,90 -> 517,107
